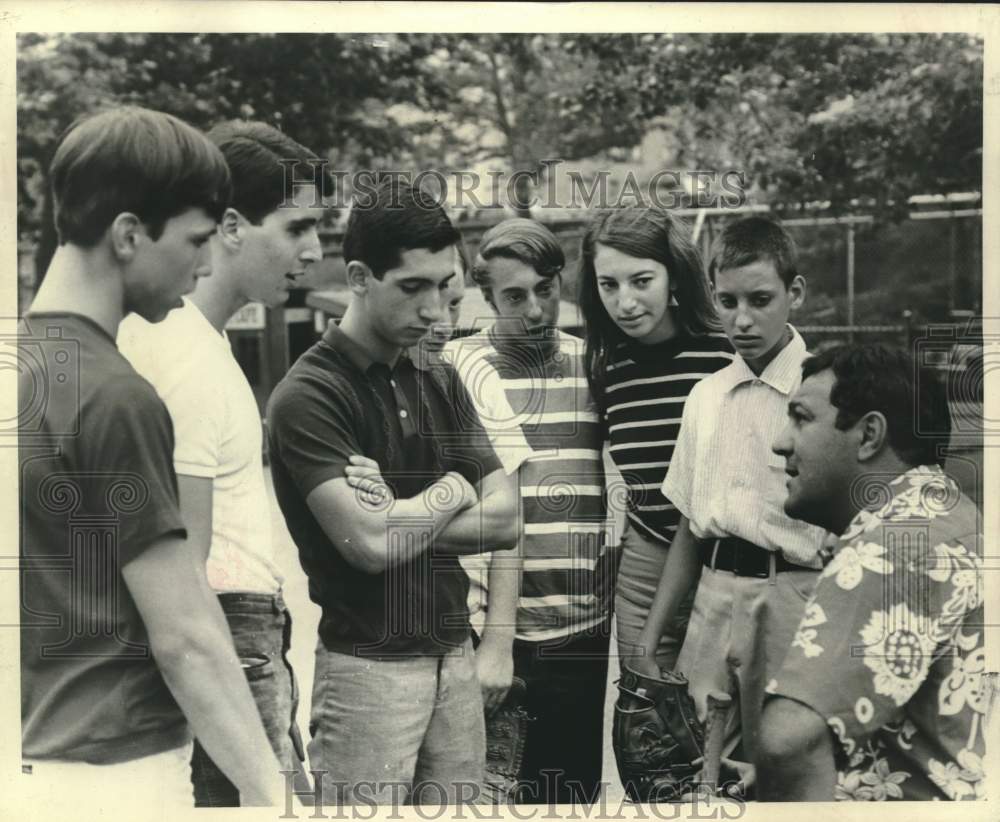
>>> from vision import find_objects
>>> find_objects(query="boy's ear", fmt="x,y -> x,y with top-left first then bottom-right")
218,207 -> 244,250
787,274 -> 806,311
109,213 -> 144,262
346,260 -> 373,294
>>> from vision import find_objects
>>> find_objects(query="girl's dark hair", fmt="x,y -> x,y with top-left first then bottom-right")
577,205 -> 720,408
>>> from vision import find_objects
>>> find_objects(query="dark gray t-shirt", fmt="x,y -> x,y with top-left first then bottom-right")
19,313 -> 189,763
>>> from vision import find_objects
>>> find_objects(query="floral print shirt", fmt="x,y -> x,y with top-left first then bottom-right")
767,465 -> 987,800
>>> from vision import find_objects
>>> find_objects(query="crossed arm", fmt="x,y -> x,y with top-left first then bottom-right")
306,456 -> 517,573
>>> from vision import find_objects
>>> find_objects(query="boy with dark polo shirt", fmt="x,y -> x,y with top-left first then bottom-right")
19,107 -> 286,809
267,179 -> 517,806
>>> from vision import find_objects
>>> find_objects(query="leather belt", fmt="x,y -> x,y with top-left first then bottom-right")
701,536 -> 798,578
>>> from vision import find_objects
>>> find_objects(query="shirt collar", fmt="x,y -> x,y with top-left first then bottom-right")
321,320 -> 425,374
839,463 -> 955,536
721,325 -> 808,396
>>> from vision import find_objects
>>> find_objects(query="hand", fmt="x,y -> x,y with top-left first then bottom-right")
627,653 -> 663,681
475,638 -> 514,715
683,756 -> 756,799
344,455 -> 394,508
592,544 -> 622,614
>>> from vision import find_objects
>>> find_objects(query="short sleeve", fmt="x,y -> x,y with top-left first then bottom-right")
117,313 -> 220,478
661,381 -> 700,521
443,340 -> 536,475
267,373 -> 364,498
437,366 -> 503,488
766,533 -> 979,758
83,376 -> 187,565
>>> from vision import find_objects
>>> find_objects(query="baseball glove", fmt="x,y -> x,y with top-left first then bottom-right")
612,664 -> 705,802
479,676 -> 531,805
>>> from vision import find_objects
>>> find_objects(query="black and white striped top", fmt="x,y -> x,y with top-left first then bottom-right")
604,331 -> 734,545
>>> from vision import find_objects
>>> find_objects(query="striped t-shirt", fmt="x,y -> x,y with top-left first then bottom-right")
604,331 -> 734,545
445,329 -> 608,642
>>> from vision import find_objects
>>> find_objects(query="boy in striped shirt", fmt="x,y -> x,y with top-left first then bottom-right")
634,217 -> 829,777
444,219 -> 610,804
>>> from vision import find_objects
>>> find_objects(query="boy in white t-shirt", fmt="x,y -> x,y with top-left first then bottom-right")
118,120 -> 327,806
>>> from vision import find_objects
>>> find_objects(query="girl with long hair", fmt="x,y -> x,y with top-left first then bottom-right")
579,205 -> 733,672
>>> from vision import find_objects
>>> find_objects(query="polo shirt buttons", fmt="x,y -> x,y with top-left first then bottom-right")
399,409 -> 408,419
390,379 -> 397,387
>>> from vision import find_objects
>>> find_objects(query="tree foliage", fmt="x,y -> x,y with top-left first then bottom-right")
17,31 -> 983,248
559,33 -> 983,216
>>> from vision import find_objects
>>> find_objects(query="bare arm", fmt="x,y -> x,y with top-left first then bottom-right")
176,474 -> 213,566
475,469 -> 523,712
122,536 -> 285,806
434,467 -> 518,555
308,470 -> 477,574
342,458 -> 517,556
632,516 -> 706,675
756,697 -> 836,800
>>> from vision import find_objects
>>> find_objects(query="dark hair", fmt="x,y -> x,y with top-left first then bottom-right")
802,344 -> 951,467
577,205 -> 721,407
342,178 -> 461,278
205,120 -> 332,224
709,216 -> 799,287
471,218 -> 565,299
51,106 -> 231,247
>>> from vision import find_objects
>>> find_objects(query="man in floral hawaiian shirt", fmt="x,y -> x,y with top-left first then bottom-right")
756,344 -> 986,801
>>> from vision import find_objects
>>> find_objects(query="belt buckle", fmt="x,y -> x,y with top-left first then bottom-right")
735,542 -> 767,578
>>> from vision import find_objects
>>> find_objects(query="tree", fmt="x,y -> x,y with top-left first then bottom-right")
17,33 -> 451,278
559,33 -> 983,216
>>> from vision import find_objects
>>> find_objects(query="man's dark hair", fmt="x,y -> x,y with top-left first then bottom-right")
471,218 -> 565,296
51,106 -> 231,247
802,344 -> 951,467
709,216 -> 800,287
342,179 -> 461,278
205,120 -> 332,224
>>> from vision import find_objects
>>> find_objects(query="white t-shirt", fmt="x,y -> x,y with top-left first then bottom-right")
118,299 -> 282,594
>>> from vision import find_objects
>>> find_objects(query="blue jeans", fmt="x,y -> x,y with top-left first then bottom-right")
307,636 -> 485,805
190,592 -> 306,807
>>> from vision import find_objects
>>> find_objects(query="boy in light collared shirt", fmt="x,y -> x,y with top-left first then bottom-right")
633,217 -> 828,772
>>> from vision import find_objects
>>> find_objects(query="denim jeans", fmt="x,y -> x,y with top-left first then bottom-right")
190,591 -> 305,807
307,636 -> 485,806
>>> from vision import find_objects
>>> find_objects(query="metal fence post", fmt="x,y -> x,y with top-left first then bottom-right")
846,223 -> 856,343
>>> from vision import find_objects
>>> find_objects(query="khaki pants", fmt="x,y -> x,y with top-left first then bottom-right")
614,522 -> 695,673
675,563 -> 819,761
